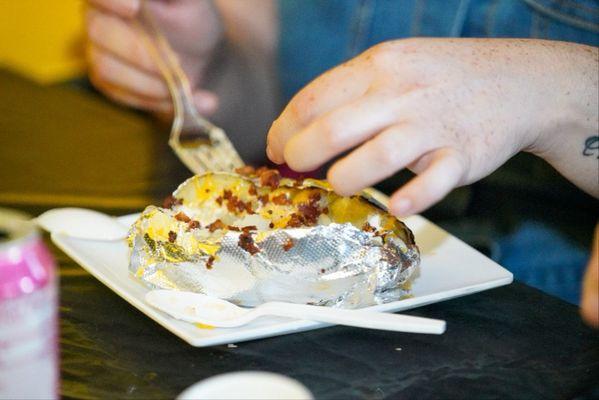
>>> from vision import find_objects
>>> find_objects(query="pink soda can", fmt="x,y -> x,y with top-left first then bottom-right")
0,208 -> 58,399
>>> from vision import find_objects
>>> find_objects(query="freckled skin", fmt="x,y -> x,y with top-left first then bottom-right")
267,38 -> 599,212
266,38 -> 599,329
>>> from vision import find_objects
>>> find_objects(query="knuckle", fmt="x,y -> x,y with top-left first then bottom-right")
320,118 -> 344,152
377,141 -> 399,166
372,129 -> 403,166
93,53 -> 112,80
288,92 -> 316,125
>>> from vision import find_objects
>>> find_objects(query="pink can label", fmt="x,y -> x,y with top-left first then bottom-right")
0,238 -> 58,400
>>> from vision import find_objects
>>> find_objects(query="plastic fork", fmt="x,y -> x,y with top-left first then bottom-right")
146,290 -> 447,334
136,1 -> 244,173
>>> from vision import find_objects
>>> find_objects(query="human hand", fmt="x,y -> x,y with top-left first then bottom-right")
86,0 -> 221,114
581,223 -> 598,328
267,38 -> 597,216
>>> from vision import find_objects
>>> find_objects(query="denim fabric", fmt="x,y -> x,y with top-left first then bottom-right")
277,0 -> 599,304
279,0 -> 598,102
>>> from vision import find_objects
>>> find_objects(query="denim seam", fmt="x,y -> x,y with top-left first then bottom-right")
562,0 -> 599,14
484,0 -> 502,37
450,0 -> 473,36
348,0 -> 375,58
521,0 -> 599,32
410,0 -> 426,36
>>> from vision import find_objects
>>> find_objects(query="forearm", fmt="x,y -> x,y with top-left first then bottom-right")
528,43 -> 599,198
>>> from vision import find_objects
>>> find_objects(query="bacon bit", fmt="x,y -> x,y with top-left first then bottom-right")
227,225 -> 241,232
286,213 -> 305,228
241,225 -> 257,232
188,220 -> 201,230
223,189 -> 233,200
255,166 -> 270,176
204,188 -> 211,193
322,207 -> 329,214
215,196 -> 224,206
362,222 -> 377,233
268,222 -> 274,229
162,195 -> 182,209
283,238 -> 294,251
271,193 -> 291,205
248,184 -> 257,196
207,219 -> 225,232
258,194 -> 269,205
238,231 -> 260,255
259,169 -> 281,189
175,212 -> 191,223
298,203 -> 319,225
292,179 -> 304,187
223,194 -> 254,214
205,256 -> 215,269
308,192 -> 322,204
168,231 -> 177,243
235,165 -> 256,176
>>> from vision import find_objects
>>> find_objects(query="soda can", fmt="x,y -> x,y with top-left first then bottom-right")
0,208 -> 58,399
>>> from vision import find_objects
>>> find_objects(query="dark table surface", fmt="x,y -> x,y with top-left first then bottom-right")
1,69 -> 598,399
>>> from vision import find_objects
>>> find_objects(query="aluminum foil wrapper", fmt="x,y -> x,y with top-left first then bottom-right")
128,171 -> 419,308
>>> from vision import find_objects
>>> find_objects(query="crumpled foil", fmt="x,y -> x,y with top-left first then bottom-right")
128,172 -> 420,308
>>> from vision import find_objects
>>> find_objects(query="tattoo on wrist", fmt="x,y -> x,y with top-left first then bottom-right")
582,136 -> 599,159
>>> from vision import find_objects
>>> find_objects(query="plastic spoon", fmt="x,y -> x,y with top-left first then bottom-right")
36,208 -> 129,241
146,290 -> 446,334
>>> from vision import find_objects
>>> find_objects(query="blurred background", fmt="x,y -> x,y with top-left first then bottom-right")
0,1 -> 86,83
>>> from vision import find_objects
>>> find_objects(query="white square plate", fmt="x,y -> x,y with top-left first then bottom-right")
52,214 -> 512,347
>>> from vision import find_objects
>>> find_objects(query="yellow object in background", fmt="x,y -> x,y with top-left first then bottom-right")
0,0 -> 86,83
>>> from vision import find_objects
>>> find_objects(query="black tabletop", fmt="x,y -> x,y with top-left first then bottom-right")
1,69 -> 598,399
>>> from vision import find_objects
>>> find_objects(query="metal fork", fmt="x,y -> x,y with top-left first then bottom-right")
136,2 -> 244,173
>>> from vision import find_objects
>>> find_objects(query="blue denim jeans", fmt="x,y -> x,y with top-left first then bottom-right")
277,0 -> 599,304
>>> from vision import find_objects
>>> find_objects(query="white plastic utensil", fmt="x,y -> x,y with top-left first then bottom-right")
36,208 -> 128,241
146,290 -> 446,334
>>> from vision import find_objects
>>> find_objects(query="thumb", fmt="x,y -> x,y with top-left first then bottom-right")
193,90 -> 219,116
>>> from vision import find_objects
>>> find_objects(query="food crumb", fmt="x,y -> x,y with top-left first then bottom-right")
235,165 -> 256,176
188,220 -> 201,230
395,347 -> 402,351
168,231 -> 177,243
238,231 -> 260,255
205,256 -> 215,269
259,169 -> 281,189
175,211 -> 191,223
162,195 -> 182,209
207,219 -> 225,232
227,343 -> 238,348
283,238 -> 294,251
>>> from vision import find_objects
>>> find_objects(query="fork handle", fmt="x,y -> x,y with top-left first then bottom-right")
259,302 -> 446,334
135,1 -> 214,134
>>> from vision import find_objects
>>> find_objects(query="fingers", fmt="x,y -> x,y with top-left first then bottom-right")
389,148 -> 467,216
88,45 -> 169,100
267,62 -> 372,164
98,85 -> 172,113
283,93 -> 404,172
581,223 -> 599,328
87,0 -> 140,18
327,124 -> 434,196
86,7 -> 158,74
193,90 -> 219,115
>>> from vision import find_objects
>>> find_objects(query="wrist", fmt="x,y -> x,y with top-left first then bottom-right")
524,43 -> 598,162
